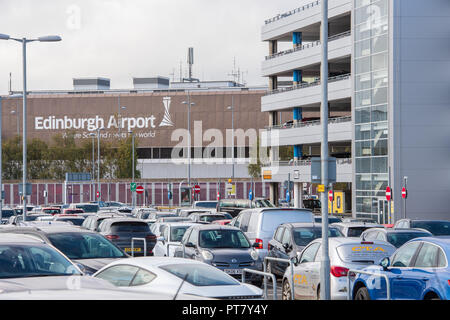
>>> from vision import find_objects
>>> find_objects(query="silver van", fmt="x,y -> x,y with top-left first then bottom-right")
229,208 -> 314,266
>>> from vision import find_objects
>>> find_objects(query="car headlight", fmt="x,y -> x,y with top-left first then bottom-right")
251,249 -> 259,261
201,250 -> 214,261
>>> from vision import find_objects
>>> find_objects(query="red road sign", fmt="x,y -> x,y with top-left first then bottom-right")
402,187 -> 407,199
386,187 -> 392,201
328,190 -> 334,202
194,185 -> 201,194
136,186 -> 144,194
217,192 -> 220,201
96,191 -> 100,198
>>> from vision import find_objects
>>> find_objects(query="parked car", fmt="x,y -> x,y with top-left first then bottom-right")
314,215 -> 343,224
229,208 -> 314,264
361,228 -> 433,248
62,208 -> 85,215
8,214 -> 53,226
189,213 -> 228,224
193,201 -> 218,210
173,224 -> 263,285
330,221 -> 385,237
41,207 -> 61,215
178,209 -> 214,218
211,219 -> 232,226
216,198 -> 275,218
350,237 -> 450,300
93,257 -> 263,299
68,203 -> 99,214
1,208 -> 16,225
155,217 -> 193,223
303,199 -> 321,212
97,218 -> 157,256
81,213 -> 125,232
282,238 -> 396,300
393,219 -> 450,236
52,215 -> 86,226
267,223 -> 343,277
152,222 -> 198,257
0,225 -> 129,275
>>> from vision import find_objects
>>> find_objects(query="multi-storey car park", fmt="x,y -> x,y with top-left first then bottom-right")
260,0 -> 450,222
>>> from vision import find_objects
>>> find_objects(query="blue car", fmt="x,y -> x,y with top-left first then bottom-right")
350,237 -> 450,300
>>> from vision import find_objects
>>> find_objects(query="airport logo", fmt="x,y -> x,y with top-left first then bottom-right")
159,97 -> 174,127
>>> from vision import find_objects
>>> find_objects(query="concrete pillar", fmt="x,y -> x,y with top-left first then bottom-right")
294,182 -> 304,208
293,32 -> 302,48
269,183 -> 275,205
269,40 -> 278,55
293,70 -> 302,86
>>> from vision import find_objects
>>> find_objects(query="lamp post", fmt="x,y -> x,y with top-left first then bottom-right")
89,133 -> 95,201
96,127 -> 104,201
0,33 -> 61,221
227,95 -> 235,180
129,131 -> 135,207
10,109 -> 19,137
118,102 -> 126,137
182,93 -> 195,204
0,94 -> 22,222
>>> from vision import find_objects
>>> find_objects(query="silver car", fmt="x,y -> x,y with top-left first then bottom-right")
330,221 -> 385,237
282,238 -> 396,300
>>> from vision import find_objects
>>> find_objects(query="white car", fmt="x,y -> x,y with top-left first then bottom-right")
282,238 -> 396,300
93,257 -> 263,299
152,222 -> 197,257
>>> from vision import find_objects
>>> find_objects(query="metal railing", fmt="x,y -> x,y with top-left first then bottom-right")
266,116 -> 352,131
131,237 -> 147,257
265,73 -> 351,96
265,31 -> 351,61
264,1 -> 320,25
264,257 -> 295,300
261,158 -> 352,167
242,269 -> 278,300
347,269 -> 391,300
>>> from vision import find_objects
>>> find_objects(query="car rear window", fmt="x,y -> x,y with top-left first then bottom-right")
111,222 -> 150,233
411,221 -> 450,236
1,210 -> 15,218
292,227 -> 343,246
57,218 -> 85,226
261,210 -> 314,232
347,227 -> 372,237
387,232 -> 432,248
160,263 -> 239,286
65,209 -> 84,214
43,209 -> 61,214
76,205 -> 99,213
195,202 -> 218,209
336,243 -> 395,264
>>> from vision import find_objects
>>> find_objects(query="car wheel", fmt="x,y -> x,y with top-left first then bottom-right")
282,280 -> 292,300
355,286 -> 371,300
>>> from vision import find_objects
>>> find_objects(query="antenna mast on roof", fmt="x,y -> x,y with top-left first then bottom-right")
228,57 -> 242,85
182,47 -> 199,83
8,72 -> 12,94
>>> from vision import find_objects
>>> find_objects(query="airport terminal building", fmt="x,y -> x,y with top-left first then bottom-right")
260,0 -> 450,221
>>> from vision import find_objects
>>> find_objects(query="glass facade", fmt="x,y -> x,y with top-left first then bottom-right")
354,0 -> 389,219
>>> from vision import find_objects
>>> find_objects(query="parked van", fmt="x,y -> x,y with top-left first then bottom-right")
229,208 -> 314,264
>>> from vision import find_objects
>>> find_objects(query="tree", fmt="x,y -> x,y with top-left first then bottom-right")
115,136 -> 141,179
2,136 -> 22,180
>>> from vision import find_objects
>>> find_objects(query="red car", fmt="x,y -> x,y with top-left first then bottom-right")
41,207 -> 61,215
211,219 -> 231,226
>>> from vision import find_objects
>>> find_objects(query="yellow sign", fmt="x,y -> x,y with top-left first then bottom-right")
352,246 -> 386,252
317,185 -> 325,193
294,274 -> 308,285
263,170 -> 272,180
328,191 -> 344,214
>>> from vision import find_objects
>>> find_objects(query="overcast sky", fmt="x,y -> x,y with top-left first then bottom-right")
0,0 -> 306,94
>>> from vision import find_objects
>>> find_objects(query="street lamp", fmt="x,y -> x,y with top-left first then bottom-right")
10,109 -> 20,137
118,102 -> 126,136
128,130 -> 135,207
182,93 -> 195,204
226,95 -> 235,180
0,33 -> 61,221
89,133 -> 96,201
0,94 -> 22,222
96,127 -> 104,201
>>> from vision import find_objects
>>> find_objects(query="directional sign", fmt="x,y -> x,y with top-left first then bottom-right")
130,183 -> 137,192
136,185 -> 144,194
402,187 -> 407,199
329,190 -> 334,202
317,185 -> 325,193
194,185 -> 201,194
286,190 -> 290,202
249,190 -> 253,201
386,187 -> 392,201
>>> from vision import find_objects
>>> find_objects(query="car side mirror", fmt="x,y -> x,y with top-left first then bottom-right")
293,253 -> 301,266
157,236 -> 165,242
76,263 -> 86,274
380,257 -> 390,270
185,242 -> 196,248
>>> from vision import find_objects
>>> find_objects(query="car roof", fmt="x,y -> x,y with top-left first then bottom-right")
241,208 -> 313,214
281,222 -> 341,229
0,233 -> 46,244
100,218 -> 147,224
331,222 -> 384,228
191,224 -> 240,231
411,236 -> 450,246
368,228 -> 432,234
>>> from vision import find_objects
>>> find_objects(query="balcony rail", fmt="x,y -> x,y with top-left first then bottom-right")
261,158 -> 352,167
266,73 -> 351,96
265,31 -> 351,61
264,0 -> 320,25
266,116 -> 351,131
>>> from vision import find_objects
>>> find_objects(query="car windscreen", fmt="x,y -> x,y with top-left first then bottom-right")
292,228 -> 343,246
0,244 -> 82,279
315,217 -> 342,224
195,202 -> 218,209
199,230 -> 250,249
43,209 -> 61,214
260,210 -> 313,232
387,232 -> 432,248
47,233 -> 127,259
1,210 -> 15,218
336,243 -> 395,264
170,226 -> 190,242
110,222 -> 150,233
65,210 -> 84,214
76,205 -> 99,213
219,200 -> 251,208
411,221 -> 450,236
200,215 -> 225,223
56,218 -> 85,226
347,227 -> 372,237
160,263 -> 239,287
254,199 -> 275,208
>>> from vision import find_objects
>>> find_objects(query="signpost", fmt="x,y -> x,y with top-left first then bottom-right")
96,191 -> 100,199
402,176 -> 408,219
194,185 -> 201,194
136,185 -> 144,194
328,189 -> 334,214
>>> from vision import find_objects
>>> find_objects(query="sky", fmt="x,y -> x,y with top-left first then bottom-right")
0,0 -> 304,94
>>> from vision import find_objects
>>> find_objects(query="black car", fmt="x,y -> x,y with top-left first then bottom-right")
1,209 -> 16,225
361,228 -> 432,248
0,225 -> 128,275
267,223 -> 343,277
82,213 -> 124,232
393,219 -> 450,236
97,218 -> 157,256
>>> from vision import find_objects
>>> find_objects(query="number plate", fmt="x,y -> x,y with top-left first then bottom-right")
124,248 -> 142,252
224,269 -> 242,275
